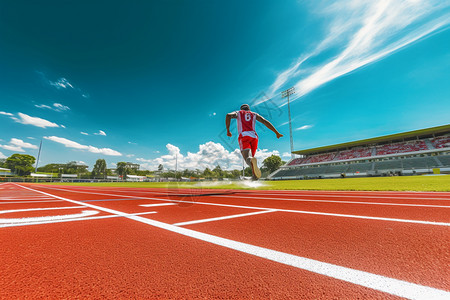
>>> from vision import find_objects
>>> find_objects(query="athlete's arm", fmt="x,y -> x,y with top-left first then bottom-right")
256,114 -> 283,139
226,112 -> 237,137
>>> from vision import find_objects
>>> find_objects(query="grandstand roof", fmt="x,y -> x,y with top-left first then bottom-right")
293,124 -> 450,155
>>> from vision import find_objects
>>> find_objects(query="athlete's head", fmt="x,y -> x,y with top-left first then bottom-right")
240,104 -> 250,111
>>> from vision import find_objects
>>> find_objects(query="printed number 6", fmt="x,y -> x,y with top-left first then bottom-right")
245,114 -> 251,121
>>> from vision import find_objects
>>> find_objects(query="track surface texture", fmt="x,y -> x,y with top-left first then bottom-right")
0,183 -> 449,299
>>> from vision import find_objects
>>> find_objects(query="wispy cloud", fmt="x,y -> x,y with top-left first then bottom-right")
0,111 -> 14,116
94,130 -> 107,136
37,71 -> 90,99
11,113 -> 60,128
35,103 -> 70,112
269,0 -> 450,104
0,151 -> 6,159
295,124 -> 313,131
44,136 -> 122,156
80,132 -> 89,136
49,78 -> 74,90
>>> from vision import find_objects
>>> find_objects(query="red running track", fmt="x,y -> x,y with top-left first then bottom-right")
0,182 -> 449,299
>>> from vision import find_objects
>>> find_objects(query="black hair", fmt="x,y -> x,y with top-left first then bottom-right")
240,104 -> 250,111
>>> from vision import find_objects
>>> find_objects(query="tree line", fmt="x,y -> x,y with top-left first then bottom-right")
0,153 -> 285,179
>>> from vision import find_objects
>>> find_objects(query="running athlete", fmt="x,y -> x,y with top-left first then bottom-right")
226,104 -> 283,179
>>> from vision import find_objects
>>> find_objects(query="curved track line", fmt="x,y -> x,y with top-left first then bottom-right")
14,184 -> 450,300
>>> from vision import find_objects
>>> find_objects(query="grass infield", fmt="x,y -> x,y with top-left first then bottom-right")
36,175 -> 450,192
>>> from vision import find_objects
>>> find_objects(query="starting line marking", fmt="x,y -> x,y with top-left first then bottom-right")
173,210 -> 276,226
14,184 -> 450,300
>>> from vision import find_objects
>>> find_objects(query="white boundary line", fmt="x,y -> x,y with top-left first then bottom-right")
0,211 -> 158,228
213,194 -> 450,208
173,210 -> 275,226
32,185 -> 450,226
0,200 -> 64,204
0,206 -> 85,214
140,203 -> 177,207
14,184 -> 450,300
59,186 -> 450,201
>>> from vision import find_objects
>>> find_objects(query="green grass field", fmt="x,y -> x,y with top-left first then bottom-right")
37,175 -> 450,191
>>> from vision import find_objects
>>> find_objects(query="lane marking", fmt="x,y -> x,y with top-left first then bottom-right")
32,185 -> 450,226
140,203 -> 177,207
173,210 -> 275,226
75,187 -> 450,201
0,206 -> 86,215
0,200 -> 64,204
214,195 -> 450,208
0,211 -> 158,228
15,184 -> 450,300
0,210 -> 99,224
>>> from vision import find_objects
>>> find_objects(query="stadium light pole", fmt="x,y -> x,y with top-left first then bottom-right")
281,87 -> 296,159
34,139 -> 43,173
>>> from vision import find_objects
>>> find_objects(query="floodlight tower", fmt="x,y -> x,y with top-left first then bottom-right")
281,87 -> 296,159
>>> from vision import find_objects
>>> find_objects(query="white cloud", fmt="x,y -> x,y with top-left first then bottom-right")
53,103 -> 70,111
35,104 -> 52,110
12,113 -> 60,128
94,130 -> 106,136
35,103 -> 70,112
0,138 -> 37,153
137,142 -> 280,171
282,152 -> 292,158
50,78 -> 74,90
81,132 -> 89,135
295,125 -> 313,131
0,111 -> 13,116
268,0 -> 450,104
126,154 -> 135,158
44,136 -> 122,156
10,138 -> 38,149
0,151 -> 6,158
0,144 -> 25,152
27,137 -> 35,140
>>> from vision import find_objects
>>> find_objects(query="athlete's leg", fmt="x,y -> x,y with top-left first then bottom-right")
241,149 -> 252,167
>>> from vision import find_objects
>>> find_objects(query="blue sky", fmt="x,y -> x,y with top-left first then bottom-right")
0,0 -> 449,171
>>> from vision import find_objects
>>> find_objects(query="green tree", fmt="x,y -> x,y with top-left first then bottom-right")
92,159 -> 107,178
116,162 -> 129,179
263,155 -> 283,174
6,154 -> 36,176
213,165 -> 224,179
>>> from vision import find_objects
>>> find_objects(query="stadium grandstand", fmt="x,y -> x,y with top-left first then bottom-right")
269,124 -> 450,180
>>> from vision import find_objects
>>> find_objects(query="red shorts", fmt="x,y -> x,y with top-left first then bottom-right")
238,135 -> 258,156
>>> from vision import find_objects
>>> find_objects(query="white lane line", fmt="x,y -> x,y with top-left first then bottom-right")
15,184 -> 450,300
0,210 -> 99,224
214,195 -> 450,208
139,203 -> 177,207
0,206 -> 86,215
32,185 -> 450,227
173,210 -> 275,226
0,211 -> 158,228
42,185 -> 450,202
0,200 -> 64,204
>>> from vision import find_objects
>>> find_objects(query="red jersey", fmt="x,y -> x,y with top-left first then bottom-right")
236,110 -> 258,139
